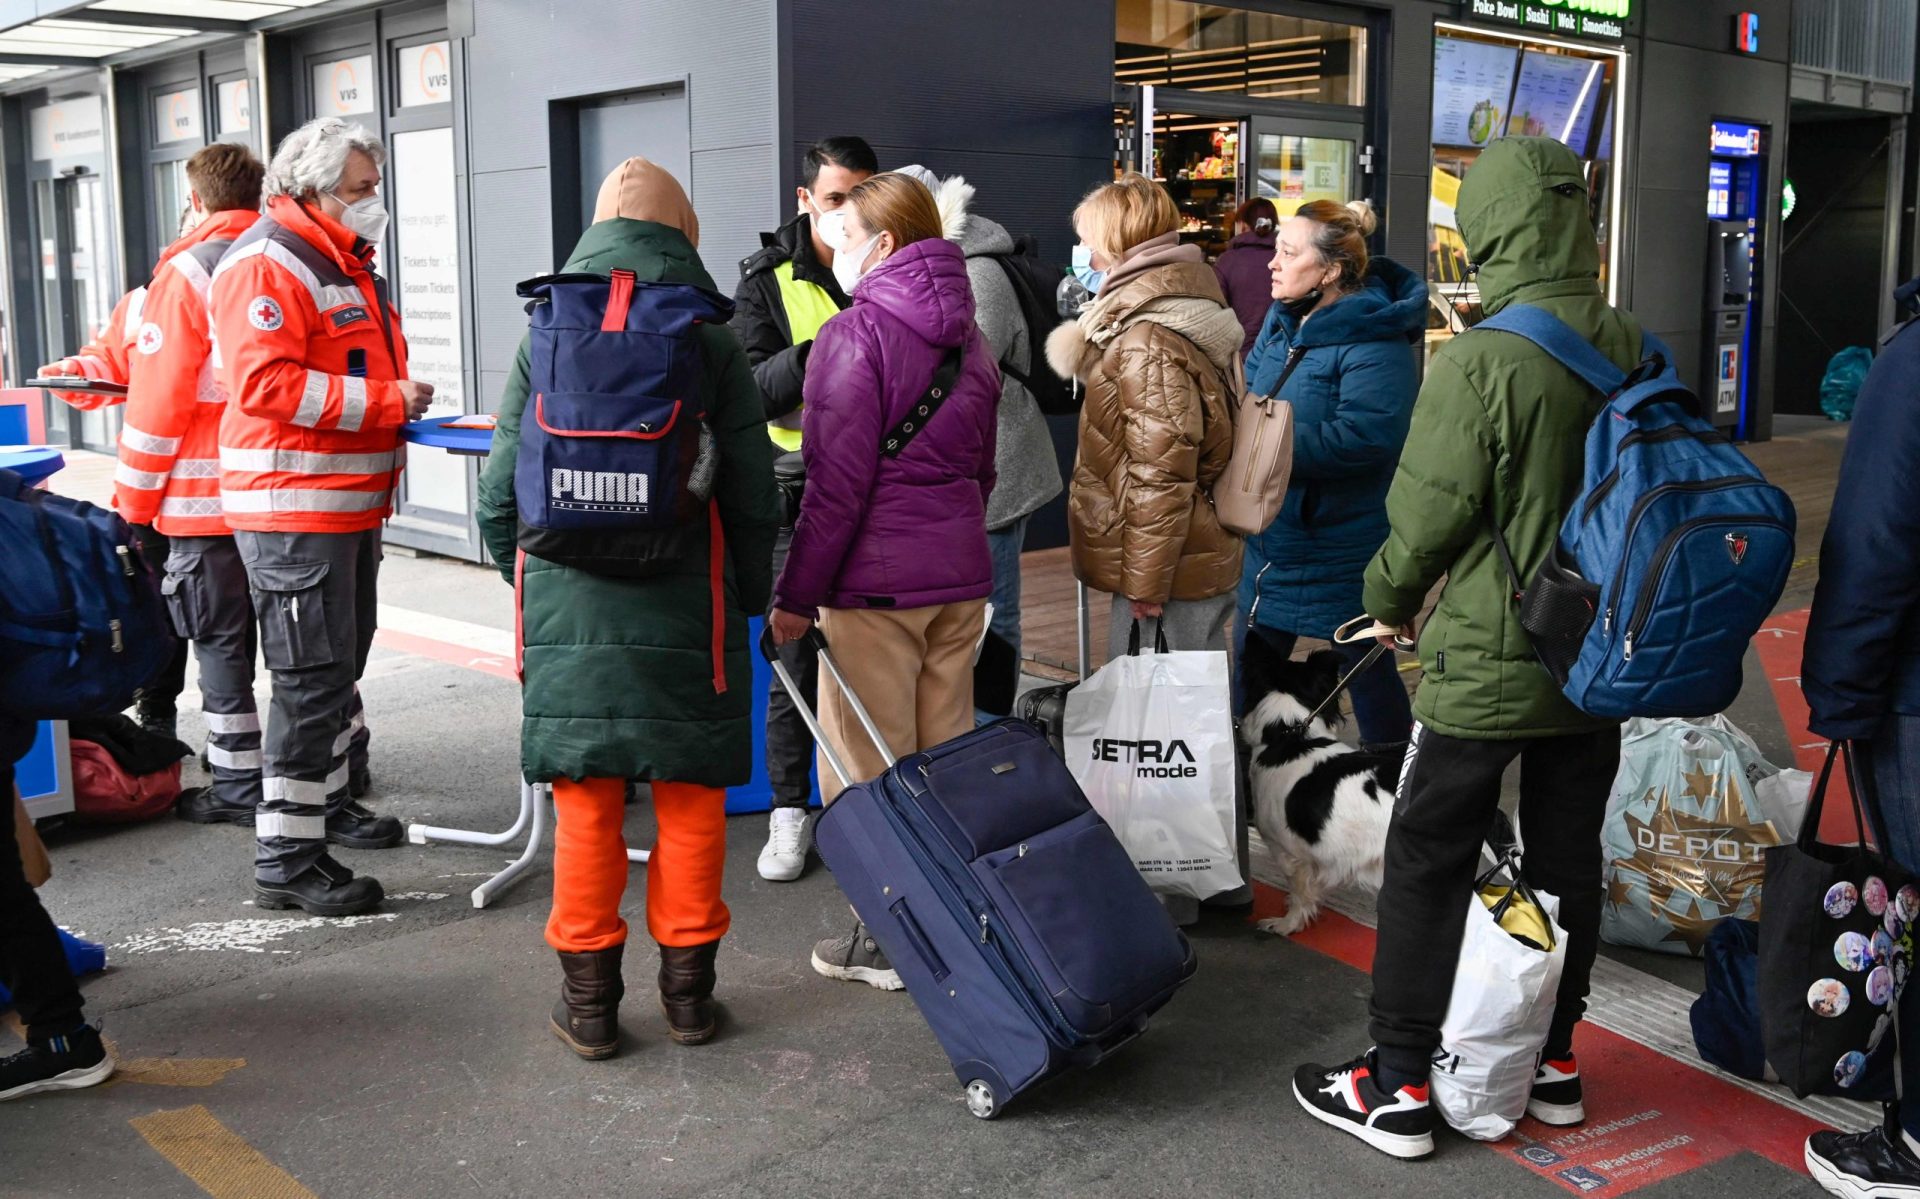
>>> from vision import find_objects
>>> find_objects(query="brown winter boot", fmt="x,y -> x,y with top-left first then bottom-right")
658,941 -> 720,1046
550,945 -> 624,1060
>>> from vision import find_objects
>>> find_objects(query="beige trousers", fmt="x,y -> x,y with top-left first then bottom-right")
816,599 -> 988,802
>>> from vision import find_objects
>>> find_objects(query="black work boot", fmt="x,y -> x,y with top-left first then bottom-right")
348,765 -> 373,800
175,786 -> 254,826
325,801 -> 403,849
254,854 -> 383,916
551,946 -> 625,1060
134,699 -> 177,743
658,941 -> 721,1046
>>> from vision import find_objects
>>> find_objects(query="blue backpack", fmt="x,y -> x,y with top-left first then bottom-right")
513,268 -> 734,576
0,468 -> 176,720
1477,306 -> 1796,719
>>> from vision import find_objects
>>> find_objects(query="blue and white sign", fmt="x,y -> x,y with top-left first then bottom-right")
1710,121 -> 1764,158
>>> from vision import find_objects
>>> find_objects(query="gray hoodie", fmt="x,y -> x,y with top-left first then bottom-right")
926,176 -> 1065,530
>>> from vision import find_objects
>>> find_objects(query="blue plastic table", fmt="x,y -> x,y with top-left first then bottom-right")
0,445 -> 66,485
399,415 -> 494,455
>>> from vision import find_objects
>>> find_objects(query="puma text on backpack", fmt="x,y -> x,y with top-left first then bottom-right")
986,237 -> 1078,415
514,269 -> 733,577
0,468 -> 176,720
1478,306 -> 1796,719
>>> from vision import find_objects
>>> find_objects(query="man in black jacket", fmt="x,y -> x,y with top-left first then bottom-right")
733,136 -> 875,883
1802,278 -> 1920,1197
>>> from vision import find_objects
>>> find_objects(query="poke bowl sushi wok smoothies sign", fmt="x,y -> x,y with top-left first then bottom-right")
1462,0 -> 1630,42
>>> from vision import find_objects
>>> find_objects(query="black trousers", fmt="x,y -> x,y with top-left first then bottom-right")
134,526 -> 189,715
765,525 -> 818,810
0,720 -> 85,1041
1368,722 -> 1621,1082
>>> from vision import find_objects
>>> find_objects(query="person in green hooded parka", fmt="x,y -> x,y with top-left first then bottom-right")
476,158 -> 780,1062
1292,138 -> 1640,1159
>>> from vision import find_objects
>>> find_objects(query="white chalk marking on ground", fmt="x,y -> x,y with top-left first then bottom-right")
1248,831 -> 1876,1134
113,914 -> 399,955
383,892 -> 450,901
375,603 -> 513,657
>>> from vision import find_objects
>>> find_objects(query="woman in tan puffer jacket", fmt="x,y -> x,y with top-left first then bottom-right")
1046,174 -> 1244,655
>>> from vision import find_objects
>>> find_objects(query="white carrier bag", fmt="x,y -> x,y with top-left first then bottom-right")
1063,621 -> 1240,901
1431,848 -> 1568,1141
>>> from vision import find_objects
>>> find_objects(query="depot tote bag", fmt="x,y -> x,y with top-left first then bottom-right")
1758,740 -> 1917,1097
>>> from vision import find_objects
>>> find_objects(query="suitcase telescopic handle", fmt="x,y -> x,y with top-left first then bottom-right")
758,624 -> 899,788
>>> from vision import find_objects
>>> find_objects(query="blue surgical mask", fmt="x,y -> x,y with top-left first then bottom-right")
1071,245 -> 1105,294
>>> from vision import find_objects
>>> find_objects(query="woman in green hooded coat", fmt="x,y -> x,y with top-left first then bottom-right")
476,158 -> 780,1061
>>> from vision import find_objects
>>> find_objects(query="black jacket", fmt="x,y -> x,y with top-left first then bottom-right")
1804,282 -> 1920,739
730,212 -> 849,422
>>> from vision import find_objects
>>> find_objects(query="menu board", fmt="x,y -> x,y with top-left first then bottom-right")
1432,37 -> 1520,149
1595,95 -> 1614,161
1505,51 -> 1606,153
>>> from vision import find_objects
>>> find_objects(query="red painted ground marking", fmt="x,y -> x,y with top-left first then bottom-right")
371,627 -> 517,681
1754,607 -> 1857,843
1251,883 -> 1824,1194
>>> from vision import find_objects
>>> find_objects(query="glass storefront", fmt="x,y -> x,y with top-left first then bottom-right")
1427,22 -> 1626,346
1114,0 -> 1371,260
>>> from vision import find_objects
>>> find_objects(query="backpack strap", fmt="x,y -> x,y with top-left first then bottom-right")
880,348 -> 963,459
602,269 -> 636,332
1475,305 -> 1629,395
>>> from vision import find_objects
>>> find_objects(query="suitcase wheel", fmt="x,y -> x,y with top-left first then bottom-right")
964,1078 -> 1002,1120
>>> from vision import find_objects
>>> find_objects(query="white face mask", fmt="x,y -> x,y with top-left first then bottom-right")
831,233 -> 880,295
815,208 -> 849,251
330,190 -> 389,244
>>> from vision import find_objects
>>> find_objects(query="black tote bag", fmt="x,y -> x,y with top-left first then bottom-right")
1758,740 -> 1918,1097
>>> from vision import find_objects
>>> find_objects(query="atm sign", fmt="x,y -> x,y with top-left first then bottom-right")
1710,121 -> 1764,158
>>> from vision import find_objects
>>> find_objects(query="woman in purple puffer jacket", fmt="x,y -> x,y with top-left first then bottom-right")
770,171 -> 998,991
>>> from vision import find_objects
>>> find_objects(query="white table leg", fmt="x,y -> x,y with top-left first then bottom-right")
406,779 -> 652,909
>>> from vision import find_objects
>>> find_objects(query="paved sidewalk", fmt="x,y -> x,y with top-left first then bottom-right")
0,437 -> 1859,1198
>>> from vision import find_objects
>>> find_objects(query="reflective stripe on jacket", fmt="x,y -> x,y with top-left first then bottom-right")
767,260 -> 840,451
118,209 -> 259,536
210,195 -> 410,534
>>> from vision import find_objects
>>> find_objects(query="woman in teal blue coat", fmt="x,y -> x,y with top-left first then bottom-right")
1236,200 -> 1425,752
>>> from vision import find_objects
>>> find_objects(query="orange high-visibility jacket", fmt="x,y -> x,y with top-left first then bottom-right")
118,209 -> 261,535
209,195 -> 411,534
46,287 -> 144,411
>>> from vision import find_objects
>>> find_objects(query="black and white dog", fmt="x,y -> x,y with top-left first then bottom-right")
1239,631 -> 1403,936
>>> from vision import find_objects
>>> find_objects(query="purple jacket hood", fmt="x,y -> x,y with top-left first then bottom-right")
775,237 -> 999,617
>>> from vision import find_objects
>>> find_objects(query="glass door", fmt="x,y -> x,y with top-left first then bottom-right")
1247,115 -> 1364,216
36,173 -> 120,452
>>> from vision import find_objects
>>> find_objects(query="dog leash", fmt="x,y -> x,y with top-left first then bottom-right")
1298,617 -> 1415,728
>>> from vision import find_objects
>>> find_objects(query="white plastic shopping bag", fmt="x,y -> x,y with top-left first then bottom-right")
1063,641 -> 1240,901
1431,860 -> 1568,1142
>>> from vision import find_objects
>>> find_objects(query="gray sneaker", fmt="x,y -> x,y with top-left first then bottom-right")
810,921 -> 904,991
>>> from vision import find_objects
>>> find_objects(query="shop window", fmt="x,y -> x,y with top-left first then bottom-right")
1427,26 -> 1624,345
1116,0 -> 1366,106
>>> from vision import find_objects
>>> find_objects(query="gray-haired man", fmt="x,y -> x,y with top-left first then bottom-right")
209,117 -> 435,914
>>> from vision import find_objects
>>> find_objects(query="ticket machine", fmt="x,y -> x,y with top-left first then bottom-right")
1705,121 -> 1768,437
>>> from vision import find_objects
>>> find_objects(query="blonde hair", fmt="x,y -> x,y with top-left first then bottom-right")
1290,199 -> 1378,291
1073,173 -> 1180,261
845,172 -> 945,251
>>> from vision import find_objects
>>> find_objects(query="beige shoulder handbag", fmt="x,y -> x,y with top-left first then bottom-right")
1215,347 -> 1301,537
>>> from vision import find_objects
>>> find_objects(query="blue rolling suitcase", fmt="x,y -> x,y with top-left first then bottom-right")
765,629 -> 1196,1119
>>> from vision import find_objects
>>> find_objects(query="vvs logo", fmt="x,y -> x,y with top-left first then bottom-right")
1091,738 -> 1198,779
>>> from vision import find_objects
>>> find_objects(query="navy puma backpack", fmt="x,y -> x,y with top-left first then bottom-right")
513,269 -> 733,577
0,469 -> 176,720
1478,305 -> 1795,719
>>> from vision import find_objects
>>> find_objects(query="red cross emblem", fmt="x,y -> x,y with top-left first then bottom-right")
136,321 -> 163,355
247,296 -> 284,332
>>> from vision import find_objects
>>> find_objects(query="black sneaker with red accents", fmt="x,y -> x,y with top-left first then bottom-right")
1528,1055 -> 1585,1126
1293,1050 -> 1436,1159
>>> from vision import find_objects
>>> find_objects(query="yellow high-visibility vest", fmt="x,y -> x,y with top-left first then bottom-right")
769,260 -> 842,451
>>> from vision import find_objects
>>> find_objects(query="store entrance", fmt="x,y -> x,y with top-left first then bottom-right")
35,170 -> 119,453
1122,85 -> 1365,261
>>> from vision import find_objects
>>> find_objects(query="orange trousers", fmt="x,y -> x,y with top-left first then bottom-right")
546,777 -> 731,953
